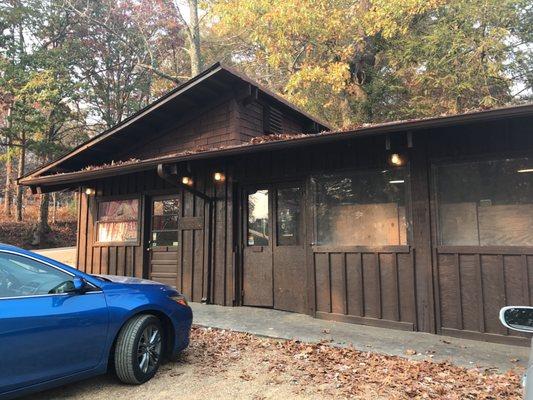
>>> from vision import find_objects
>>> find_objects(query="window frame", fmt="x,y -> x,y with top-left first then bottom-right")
431,154 -> 533,249
94,195 -> 142,247
149,194 -> 181,249
0,250 -> 101,300
311,166 -> 412,250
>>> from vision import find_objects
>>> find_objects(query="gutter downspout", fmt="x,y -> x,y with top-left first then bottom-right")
157,163 -> 215,304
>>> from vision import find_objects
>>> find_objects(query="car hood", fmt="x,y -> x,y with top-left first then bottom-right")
95,274 -> 164,285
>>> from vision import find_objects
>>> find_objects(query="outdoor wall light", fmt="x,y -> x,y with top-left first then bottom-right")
213,172 -> 225,182
84,187 -> 95,196
388,153 -> 406,167
181,176 -> 193,186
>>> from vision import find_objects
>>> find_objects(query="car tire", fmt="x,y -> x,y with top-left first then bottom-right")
114,314 -> 164,384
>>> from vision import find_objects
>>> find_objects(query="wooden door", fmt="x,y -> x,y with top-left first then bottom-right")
147,196 -> 180,287
242,187 -> 273,306
273,184 -> 307,313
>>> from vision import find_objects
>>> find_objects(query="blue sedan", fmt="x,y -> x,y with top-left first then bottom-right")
0,244 -> 192,399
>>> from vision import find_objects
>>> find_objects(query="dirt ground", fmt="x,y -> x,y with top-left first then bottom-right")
25,327 -> 523,400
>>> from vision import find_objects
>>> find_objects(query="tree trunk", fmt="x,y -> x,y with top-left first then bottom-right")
16,134 -> 26,222
4,143 -> 13,217
188,0 -> 202,76
37,193 -> 50,238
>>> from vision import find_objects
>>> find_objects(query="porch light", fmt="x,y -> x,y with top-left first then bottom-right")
388,153 -> 406,167
181,176 -> 193,186
85,187 -> 95,196
213,172 -> 225,182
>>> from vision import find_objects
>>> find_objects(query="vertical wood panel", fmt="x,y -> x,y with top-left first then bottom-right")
314,253 -> 331,312
379,253 -> 399,321
100,247 -> 110,275
362,253 -> 379,318
459,254 -> 480,332
330,253 -> 345,314
481,255 -> 506,335
398,253 -> 416,324
345,252 -> 364,317
437,254 -> 460,329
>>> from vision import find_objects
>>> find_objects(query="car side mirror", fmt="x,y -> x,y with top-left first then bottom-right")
500,306 -> 533,333
72,277 -> 88,294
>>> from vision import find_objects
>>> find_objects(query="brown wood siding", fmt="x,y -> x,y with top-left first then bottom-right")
128,100 -> 239,160
428,115 -> 533,345
75,167 -> 235,306
313,249 -> 416,330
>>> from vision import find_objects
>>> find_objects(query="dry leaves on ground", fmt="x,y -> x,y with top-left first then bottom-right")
185,326 -> 522,399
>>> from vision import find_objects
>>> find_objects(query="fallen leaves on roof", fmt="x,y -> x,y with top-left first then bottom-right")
81,158 -> 142,171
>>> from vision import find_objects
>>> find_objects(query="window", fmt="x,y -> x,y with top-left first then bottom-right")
151,198 -> 180,247
247,189 -> 269,246
96,199 -> 139,244
436,157 -> 533,246
277,187 -> 302,245
0,253 -> 74,298
315,169 -> 408,246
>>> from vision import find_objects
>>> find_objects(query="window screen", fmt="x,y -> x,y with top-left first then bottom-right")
277,187 -> 302,246
436,157 -> 533,246
315,169 -> 408,246
96,199 -> 139,243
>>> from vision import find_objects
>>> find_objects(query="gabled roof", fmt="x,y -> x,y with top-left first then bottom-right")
21,62 -> 330,182
19,102 -> 533,188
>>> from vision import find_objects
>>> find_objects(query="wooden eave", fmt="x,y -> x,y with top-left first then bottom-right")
20,62 -> 331,182
19,102 -> 533,189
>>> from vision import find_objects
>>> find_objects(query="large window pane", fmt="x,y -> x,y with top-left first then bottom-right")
436,157 -> 533,246
248,189 -> 269,246
277,187 -> 302,246
315,169 -> 408,246
96,199 -> 139,243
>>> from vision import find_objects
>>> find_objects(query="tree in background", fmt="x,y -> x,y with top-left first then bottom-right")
209,0 -> 532,127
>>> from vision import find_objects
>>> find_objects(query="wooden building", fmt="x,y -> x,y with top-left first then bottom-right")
20,63 -> 533,345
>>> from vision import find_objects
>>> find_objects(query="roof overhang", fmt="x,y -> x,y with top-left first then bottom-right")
19,102 -> 533,190
20,62 -> 330,183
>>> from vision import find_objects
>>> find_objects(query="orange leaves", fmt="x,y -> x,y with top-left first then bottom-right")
189,326 -> 523,399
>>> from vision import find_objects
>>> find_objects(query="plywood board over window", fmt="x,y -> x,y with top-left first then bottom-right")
330,204 -> 407,246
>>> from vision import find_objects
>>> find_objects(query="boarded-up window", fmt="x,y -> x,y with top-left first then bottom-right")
96,199 -> 139,243
315,169 -> 408,246
435,157 -> 533,246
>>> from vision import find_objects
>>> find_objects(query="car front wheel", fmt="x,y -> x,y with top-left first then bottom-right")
114,314 -> 163,384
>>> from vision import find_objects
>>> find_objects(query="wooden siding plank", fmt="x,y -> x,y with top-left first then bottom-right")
314,253 -> 331,313
345,253 -> 364,317
330,253 -> 345,315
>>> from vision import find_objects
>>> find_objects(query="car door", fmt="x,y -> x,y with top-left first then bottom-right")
0,251 -> 109,393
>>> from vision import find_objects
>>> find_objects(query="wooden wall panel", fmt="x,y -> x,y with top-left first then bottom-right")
314,250 -> 415,330
329,253 -> 345,314
345,253 -> 363,317
314,253 -> 331,313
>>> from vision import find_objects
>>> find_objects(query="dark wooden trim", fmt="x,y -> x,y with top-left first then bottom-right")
437,246 -> 533,255
313,245 -> 411,254
315,311 -> 415,331
440,328 -> 528,347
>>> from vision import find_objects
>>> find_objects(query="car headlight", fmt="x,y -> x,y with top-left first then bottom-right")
169,294 -> 189,307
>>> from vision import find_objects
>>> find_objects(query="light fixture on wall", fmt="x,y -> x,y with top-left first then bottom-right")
181,176 -> 193,186
213,172 -> 225,182
388,153 -> 406,167
517,168 -> 533,173
84,187 -> 95,196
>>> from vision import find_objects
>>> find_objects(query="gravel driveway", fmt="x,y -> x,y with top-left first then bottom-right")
22,327 -> 523,400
